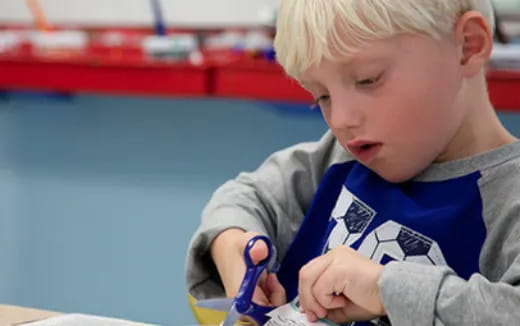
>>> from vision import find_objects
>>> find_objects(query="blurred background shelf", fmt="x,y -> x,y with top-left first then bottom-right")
0,1 -> 520,325
487,70 -> 520,111
2,53 -> 519,110
0,56 -> 210,97
2,33 -> 519,109
212,59 -> 312,102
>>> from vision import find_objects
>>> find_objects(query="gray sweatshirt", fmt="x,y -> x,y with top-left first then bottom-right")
186,130 -> 520,325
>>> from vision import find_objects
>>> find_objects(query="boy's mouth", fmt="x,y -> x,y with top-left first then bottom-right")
347,141 -> 382,163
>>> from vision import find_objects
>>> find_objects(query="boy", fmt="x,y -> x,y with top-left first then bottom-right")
186,0 -> 520,325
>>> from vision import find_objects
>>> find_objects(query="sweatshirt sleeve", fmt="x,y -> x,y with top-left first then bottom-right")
185,131 -> 350,300
379,157 -> 520,325
379,235 -> 520,325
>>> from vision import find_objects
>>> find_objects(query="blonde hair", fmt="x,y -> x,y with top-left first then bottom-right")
274,0 -> 495,78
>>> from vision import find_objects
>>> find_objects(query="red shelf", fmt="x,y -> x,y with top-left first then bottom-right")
0,53 -> 209,97
213,59 -> 312,103
2,54 -> 519,110
487,70 -> 520,111
0,23 -> 519,109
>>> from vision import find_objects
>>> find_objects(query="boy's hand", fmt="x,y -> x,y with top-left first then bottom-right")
318,301 -> 379,324
211,229 -> 286,307
298,245 -> 386,323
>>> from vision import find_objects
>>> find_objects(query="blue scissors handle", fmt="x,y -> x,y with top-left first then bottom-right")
245,302 -> 274,325
234,235 -> 274,318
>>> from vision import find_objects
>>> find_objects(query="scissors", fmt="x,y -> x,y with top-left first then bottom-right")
196,235 -> 276,326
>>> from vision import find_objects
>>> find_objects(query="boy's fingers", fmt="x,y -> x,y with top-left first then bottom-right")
326,302 -> 377,323
266,274 -> 287,306
255,272 -> 280,306
322,294 -> 349,310
305,310 -> 319,322
252,286 -> 270,306
253,271 -> 269,303
298,258 -> 330,319
313,269 -> 348,309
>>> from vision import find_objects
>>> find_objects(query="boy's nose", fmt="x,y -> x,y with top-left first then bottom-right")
328,98 -> 363,131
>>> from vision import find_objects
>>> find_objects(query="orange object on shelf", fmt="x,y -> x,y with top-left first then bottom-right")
26,0 -> 53,32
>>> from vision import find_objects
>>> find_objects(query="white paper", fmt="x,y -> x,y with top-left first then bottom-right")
22,313 -> 156,326
265,303 -> 338,326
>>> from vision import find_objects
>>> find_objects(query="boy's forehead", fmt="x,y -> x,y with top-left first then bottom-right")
297,34 -> 445,87
298,45 -> 395,81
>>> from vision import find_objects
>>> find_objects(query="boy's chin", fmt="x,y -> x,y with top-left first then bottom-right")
368,164 -> 420,184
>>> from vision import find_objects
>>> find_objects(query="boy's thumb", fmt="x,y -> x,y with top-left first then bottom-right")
243,232 -> 269,264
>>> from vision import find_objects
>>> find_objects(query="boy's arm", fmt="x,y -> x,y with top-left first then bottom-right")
380,166 -> 520,326
380,259 -> 520,325
185,130 -> 350,299
380,226 -> 520,325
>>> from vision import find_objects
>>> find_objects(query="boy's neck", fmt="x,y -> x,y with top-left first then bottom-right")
435,76 -> 517,163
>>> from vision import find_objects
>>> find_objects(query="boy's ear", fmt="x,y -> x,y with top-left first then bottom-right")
454,11 -> 493,77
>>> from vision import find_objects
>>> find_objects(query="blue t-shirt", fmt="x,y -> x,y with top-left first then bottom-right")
277,161 -> 487,326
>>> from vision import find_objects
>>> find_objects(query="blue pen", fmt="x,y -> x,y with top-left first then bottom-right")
150,0 -> 166,36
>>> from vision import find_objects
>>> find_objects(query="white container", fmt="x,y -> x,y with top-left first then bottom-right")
142,34 -> 198,60
0,31 -> 27,53
30,30 -> 88,52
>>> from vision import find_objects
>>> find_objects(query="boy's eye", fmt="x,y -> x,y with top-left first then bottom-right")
355,73 -> 383,87
311,95 -> 330,109
357,78 -> 377,85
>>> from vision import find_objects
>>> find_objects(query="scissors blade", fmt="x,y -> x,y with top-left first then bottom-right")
195,298 -> 234,311
222,304 -> 241,326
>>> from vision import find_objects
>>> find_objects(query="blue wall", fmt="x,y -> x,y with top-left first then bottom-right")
0,94 -> 327,325
1,93 -> 520,325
